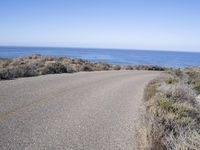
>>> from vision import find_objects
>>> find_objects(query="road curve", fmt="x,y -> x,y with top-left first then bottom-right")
0,70 -> 159,150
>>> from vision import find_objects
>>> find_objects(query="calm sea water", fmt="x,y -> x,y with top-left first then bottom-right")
0,46 -> 199,68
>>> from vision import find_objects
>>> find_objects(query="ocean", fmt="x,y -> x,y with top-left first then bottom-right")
0,46 -> 199,68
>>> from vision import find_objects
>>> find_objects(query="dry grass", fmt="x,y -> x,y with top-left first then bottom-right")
164,127 -> 200,150
137,68 -> 200,150
159,83 -> 197,105
164,77 -> 179,84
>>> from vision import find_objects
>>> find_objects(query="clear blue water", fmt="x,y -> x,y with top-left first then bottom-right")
0,46 -> 200,68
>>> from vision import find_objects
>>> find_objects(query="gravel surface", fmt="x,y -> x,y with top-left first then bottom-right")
0,70 -> 159,150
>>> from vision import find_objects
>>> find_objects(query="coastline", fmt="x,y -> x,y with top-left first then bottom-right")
1,46 -> 200,68
1,54 -> 199,149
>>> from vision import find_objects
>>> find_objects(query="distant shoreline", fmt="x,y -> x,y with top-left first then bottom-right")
1,45 -> 200,53
1,46 -> 200,68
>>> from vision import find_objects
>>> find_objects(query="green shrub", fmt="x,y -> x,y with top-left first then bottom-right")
158,99 -> 173,111
164,77 -> 179,84
144,79 -> 159,101
159,99 -> 200,122
194,78 -> 200,94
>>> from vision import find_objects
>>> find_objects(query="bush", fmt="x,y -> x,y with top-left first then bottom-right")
137,70 -> 200,150
164,77 -> 179,84
0,65 -> 38,79
123,65 -> 133,70
160,83 -> 197,105
80,64 -> 94,71
158,99 -> 200,122
0,58 -> 12,68
164,129 -> 200,150
135,65 -> 166,71
144,79 -> 159,101
94,62 -> 111,71
0,54 -> 167,80
194,78 -> 200,94
112,65 -> 121,70
186,70 -> 200,79
41,62 -> 67,74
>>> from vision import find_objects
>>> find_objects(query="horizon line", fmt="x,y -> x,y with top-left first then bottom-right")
0,45 -> 200,53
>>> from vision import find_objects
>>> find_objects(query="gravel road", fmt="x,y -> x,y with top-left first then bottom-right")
0,70 -> 159,150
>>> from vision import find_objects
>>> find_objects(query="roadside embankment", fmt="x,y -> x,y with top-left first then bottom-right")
137,67 -> 200,150
0,54 -> 166,80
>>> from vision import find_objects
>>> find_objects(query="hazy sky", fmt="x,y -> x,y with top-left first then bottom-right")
0,0 -> 200,51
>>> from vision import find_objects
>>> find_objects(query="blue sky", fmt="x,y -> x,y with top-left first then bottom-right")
0,0 -> 200,51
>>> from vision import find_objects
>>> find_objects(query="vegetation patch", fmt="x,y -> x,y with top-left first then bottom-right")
164,77 -> 179,84
137,68 -> 200,150
0,55 -> 167,80
194,78 -> 200,94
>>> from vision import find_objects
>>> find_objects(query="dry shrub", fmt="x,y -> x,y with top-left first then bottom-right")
94,62 -> 111,71
0,56 -> 98,79
159,83 -> 197,105
41,62 -> 67,74
0,64 -> 38,79
144,78 -> 161,101
112,65 -> 121,70
136,110 -> 167,150
135,65 -> 166,71
79,64 -> 94,71
0,55 -> 168,80
137,70 -> 200,150
186,70 -> 200,79
164,127 -> 200,150
0,58 -> 12,68
123,65 -> 134,70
